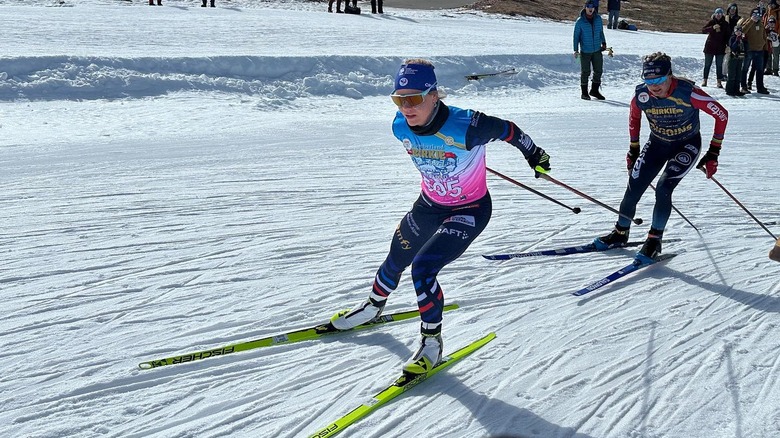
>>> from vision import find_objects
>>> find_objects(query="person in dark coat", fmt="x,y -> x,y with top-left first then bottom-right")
726,25 -> 747,96
702,8 -> 730,87
607,0 -> 621,29
727,3 -> 742,30
724,3 -> 742,76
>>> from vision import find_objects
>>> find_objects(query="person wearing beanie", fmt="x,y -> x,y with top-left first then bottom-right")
726,25 -> 748,96
330,59 -> 553,376
738,8 -> 770,93
723,3 -> 742,77
573,0 -> 608,100
702,7 -> 730,88
593,53 -> 729,263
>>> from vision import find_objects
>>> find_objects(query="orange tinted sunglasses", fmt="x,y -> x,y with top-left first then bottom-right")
390,83 -> 437,108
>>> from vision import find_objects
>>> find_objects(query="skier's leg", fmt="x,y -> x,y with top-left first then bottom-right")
616,138 -> 667,229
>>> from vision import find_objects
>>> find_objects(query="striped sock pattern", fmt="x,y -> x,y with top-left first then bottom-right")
416,279 -> 444,325
369,265 -> 398,303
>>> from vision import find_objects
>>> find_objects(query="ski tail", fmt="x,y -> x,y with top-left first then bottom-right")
483,238 -> 681,260
573,253 -> 678,296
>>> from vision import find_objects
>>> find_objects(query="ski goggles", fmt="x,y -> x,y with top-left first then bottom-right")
390,82 -> 437,108
644,75 -> 669,85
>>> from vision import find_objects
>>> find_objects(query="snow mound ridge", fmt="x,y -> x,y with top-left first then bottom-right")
0,54 -> 703,101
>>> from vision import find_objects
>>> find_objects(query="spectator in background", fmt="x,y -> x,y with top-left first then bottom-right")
148,0 -> 161,5
371,0 -> 383,14
607,0 -> 621,29
723,3 -> 741,77
766,16 -> 780,75
702,8 -> 730,88
726,25 -> 747,96
574,0 -> 608,100
757,0 -> 768,17
766,0 -> 780,22
328,0 -> 343,12
727,3 -> 742,30
201,0 -> 215,6
740,8 -> 769,93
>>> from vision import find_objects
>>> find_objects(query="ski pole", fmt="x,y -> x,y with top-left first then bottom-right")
537,173 -> 643,225
650,183 -> 700,232
486,167 -> 581,214
708,175 -> 777,239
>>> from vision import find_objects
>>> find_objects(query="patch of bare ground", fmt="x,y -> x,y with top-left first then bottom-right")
468,0 -> 754,34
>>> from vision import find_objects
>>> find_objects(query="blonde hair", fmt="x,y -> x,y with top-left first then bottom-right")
643,52 -> 671,64
403,58 -> 433,66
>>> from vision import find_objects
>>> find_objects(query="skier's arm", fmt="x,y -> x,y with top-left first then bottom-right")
691,87 -> 728,178
628,95 -> 642,147
626,96 -> 642,170
691,87 -> 728,150
466,112 -> 550,175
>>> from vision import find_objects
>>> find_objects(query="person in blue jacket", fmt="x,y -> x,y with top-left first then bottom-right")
330,59 -> 551,376
574,0 -> 608,100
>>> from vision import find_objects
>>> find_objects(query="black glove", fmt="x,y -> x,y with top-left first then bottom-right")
626,145 -> 640,171
527,149 -> 551,178
697,148 -> 720,178
601,42 -> 607,51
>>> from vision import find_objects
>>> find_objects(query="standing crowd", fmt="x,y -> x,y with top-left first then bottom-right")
574,0 -> 779,98
701,1 -> 779,96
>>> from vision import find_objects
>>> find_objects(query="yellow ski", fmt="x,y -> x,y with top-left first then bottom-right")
309,332 -> 496,438
138,303 -> 460,370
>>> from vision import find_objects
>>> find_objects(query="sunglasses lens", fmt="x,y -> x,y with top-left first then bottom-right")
645,76 -> 667,85
391,93 -> 425,107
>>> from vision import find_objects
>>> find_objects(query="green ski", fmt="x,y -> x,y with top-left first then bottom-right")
309,332 -> 497,438
138,303 -> 460,370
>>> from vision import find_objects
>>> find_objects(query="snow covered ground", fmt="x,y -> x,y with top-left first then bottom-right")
2,1 -> 780,437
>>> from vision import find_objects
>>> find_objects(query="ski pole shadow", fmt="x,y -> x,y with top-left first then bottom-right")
413,376 -> 596,438
691,238 -> 780,311
306,330 -> 413,361
668,270 -> 780,312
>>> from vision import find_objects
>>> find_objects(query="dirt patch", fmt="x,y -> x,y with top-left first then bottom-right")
468,0 -> 751,34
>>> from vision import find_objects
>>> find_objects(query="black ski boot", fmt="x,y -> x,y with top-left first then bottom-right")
589,82 -> 605,100
635,228 -> 663,263
594,225 -> 630,250
581,84 -> 591,100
